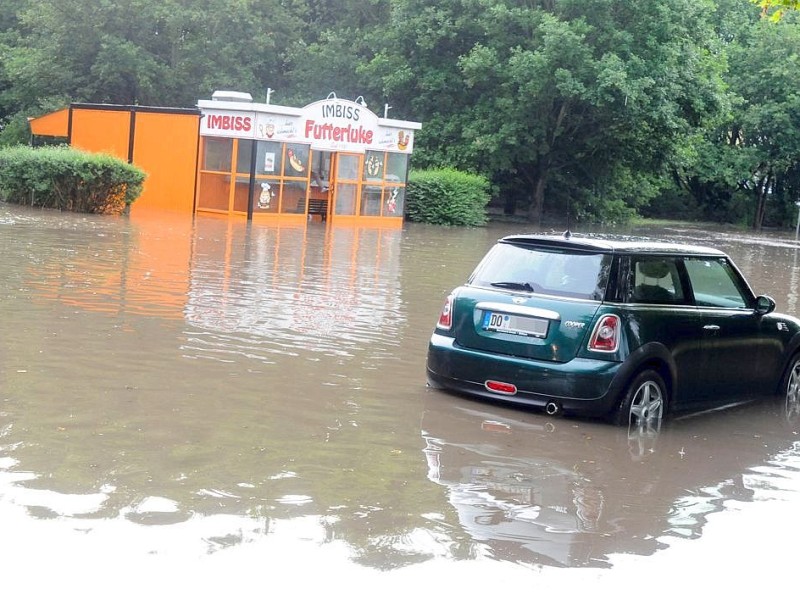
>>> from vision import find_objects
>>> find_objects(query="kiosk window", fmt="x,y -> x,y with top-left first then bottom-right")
236,139 -> 254,174
203,137 -> 232,172
256,141 -> 282,176
283,144 -> 309,177
361,185 -> 382,215
385,187 -> 404,215
338,155 -> 359,180
364,151 -> 384,181
386,152 -> 408,183
336,183 -> 357,215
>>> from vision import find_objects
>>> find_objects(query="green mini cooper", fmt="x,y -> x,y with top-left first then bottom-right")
426,233 -> 800,428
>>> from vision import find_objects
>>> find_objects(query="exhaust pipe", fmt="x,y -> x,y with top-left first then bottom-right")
545,402 -> 561,416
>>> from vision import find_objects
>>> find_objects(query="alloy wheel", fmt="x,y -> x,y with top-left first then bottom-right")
786,359 -> 800,427
628,380 -> 664,434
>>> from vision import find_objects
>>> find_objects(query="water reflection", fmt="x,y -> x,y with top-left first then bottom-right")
24,210 -> 193,319
421,396 -> 800,568
184,220 -> 403,359
2,202 -> 800,581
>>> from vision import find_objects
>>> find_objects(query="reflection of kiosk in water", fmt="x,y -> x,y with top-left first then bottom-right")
196,91 -> 422,227
421,397 -> 798,568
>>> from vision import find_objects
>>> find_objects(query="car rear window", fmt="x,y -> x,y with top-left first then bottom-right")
470,242 -> 611,300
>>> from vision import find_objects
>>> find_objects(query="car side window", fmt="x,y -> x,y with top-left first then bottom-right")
630,258 -> 686,304
684,258 -> 748,308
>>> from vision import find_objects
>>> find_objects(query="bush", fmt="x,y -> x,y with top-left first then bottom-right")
0,145 -> 146,215
406,168 -> 490,226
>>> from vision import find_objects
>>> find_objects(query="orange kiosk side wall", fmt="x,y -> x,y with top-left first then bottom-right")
68,107 -> 200,214
131,112 -> 199,214
28,108 -> 70,137
70,108 -> 131,159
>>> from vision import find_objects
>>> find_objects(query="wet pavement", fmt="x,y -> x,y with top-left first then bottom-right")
1,202 -> 799,596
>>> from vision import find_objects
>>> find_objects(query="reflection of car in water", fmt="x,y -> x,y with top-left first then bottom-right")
421,395 -> 799,568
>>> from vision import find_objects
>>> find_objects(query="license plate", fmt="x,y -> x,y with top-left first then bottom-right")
482,311 -> 548,338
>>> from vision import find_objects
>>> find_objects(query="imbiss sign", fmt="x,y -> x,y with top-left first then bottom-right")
200,98 -> 414,154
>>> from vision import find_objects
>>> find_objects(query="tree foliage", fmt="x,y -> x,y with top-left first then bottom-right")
665,0 -> 800,228
362,0 -> 728,225
753,0 -> 800,20
1,0 -> 799,228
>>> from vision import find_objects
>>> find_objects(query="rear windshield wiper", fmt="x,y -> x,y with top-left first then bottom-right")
489,281 -> 535,292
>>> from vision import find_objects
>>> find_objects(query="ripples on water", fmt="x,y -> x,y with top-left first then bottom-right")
1,203 -> 800,593
184,225 -> 406,361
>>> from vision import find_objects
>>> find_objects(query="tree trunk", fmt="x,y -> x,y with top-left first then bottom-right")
527,173 -> 548,226
504,194 -> 517,216
753,191 -> 765,230
752,171 -> 772,230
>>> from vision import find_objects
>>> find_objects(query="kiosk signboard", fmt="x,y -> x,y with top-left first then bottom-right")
200,109 -> 256,138
202,98 -> 414,154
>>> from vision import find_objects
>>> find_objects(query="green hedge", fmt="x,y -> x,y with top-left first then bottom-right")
405,168 -> 490,226
0,145 -> 146,215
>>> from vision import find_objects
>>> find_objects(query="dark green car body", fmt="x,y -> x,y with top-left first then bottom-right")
426,234 -> 800,420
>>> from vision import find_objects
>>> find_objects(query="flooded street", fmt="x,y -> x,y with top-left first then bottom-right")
2,202 -> 799,597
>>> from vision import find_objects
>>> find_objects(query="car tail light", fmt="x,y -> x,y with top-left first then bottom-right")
437,294 -> 454,330
588,314 -> 620,352
485,380 -> 517,395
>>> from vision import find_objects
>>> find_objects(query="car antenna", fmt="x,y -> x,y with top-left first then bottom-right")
563,195 -> 572,239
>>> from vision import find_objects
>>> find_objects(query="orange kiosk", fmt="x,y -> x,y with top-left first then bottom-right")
196,91 -> 421,227
28,92 -> 421,227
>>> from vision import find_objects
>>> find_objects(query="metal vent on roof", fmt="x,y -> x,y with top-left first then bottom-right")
211,91 -> 253,102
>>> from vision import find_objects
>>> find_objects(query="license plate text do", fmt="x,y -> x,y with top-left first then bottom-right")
483,312 -> 548,338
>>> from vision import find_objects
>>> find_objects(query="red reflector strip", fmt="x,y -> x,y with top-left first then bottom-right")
485,380 -> 517,395
481,420 -> 512,433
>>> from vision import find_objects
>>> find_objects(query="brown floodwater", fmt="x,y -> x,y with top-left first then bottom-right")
1,202 -> 799,596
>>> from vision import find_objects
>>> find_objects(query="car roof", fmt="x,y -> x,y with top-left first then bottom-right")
499,233 -> 727,257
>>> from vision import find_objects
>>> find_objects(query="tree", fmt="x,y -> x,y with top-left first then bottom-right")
361,0 -> 488,168
367,0 -> 727,224
281,0 -> 391,105
670,0 -> 800,229
728,17 -> 800,228
1,0 -> 305,109
753,0 -> 800,20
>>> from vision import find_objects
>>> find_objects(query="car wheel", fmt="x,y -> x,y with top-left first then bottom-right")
783,355 -> 800,427
614,370 -> 666,435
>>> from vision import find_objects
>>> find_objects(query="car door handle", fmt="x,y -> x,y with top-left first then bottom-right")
703,324 -> 721,331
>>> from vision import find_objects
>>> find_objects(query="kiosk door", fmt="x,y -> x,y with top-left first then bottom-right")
332,152 -> 362,217
308,150 -> 332,220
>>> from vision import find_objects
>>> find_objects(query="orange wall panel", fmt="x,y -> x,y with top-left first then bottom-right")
131,112 -> 200,214
70,109 -> 131,160
29,108 -> 69,137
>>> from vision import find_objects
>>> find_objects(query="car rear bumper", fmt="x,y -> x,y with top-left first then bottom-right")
426,332 -> 625,417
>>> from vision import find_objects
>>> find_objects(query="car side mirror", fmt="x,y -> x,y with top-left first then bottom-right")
755,295 -> 776,315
